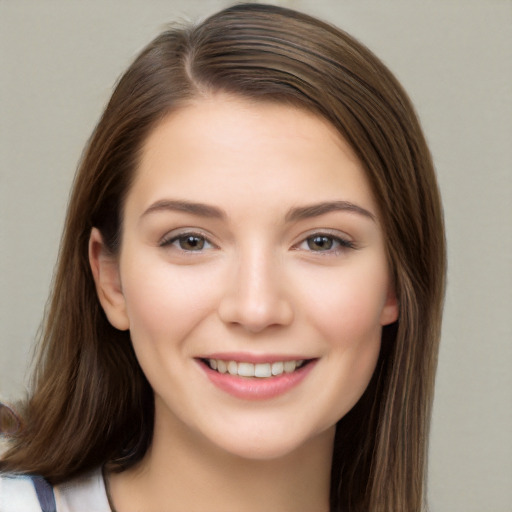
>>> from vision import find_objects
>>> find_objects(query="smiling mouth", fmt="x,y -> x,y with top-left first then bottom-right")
201,358 -> 310,378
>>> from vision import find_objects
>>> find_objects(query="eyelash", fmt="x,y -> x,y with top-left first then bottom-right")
159,231 -> 214,252
159,231 -> 356,255
295,233 -> 356,254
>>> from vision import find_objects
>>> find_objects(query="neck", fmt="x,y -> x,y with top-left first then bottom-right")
108,407 -> 334,512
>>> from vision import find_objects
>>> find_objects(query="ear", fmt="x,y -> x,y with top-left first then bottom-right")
379,284 -> 399,326
89,228 -> 130,331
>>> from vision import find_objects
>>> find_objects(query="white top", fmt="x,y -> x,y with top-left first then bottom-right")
0,467 -> 111,512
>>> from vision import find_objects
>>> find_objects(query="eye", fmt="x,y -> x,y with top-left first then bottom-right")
160,232 -> 213,252
307,235 -> 335,251
298,233 -> 356,253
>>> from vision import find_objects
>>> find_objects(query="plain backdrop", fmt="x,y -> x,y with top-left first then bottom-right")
1,1 -> 511,510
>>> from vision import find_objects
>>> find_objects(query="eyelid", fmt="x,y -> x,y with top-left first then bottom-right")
159,228 -> 217,249
292,229 -> 357,253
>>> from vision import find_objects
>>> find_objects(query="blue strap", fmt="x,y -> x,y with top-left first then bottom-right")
30,475 -> 57,512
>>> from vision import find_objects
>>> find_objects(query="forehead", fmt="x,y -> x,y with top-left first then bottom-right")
126,94 -> 376,217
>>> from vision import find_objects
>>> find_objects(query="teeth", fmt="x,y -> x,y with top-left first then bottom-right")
238,362 -> 254,377
284,360 -> 296,373
207,359 -> 306,378
254,363 -> 272,378
271,361 -> 284,376
227,361 -> 238,375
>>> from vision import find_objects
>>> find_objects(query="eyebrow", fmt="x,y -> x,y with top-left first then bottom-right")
285,201 -> 376,223
141,199 -> 226,220
141,198 -> 375,223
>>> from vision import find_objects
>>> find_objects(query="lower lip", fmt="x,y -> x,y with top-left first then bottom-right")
199,360 -> 317,400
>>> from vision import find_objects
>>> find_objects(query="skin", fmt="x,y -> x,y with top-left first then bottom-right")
90,95 -> 398,512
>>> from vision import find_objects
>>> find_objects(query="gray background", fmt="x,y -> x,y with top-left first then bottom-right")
1,1 -> 511,510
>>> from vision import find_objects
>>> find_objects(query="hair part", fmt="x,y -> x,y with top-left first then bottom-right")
1,4 -> 445,512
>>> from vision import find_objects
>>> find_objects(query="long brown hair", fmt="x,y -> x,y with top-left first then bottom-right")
1,4 -> 445,511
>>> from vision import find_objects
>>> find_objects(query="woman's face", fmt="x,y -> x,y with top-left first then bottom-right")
91,95 -> 398,460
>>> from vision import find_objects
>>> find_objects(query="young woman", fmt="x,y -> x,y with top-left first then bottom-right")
0,3 -> 445,511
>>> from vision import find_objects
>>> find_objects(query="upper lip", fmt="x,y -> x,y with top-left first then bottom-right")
197,352 -> 314,364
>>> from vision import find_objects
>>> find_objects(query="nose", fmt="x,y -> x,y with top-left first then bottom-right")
217,248 -> 294,333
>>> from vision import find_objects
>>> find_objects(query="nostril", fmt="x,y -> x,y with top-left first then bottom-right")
216,257 -> 294,331
218,300 -> 293,332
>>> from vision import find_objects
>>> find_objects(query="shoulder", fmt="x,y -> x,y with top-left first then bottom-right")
0,473 -> 42,511
1,468 -> 111,512
54,467 -> 111,512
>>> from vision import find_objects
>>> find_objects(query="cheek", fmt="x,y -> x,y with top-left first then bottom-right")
298,263 -> 388,420
302,274 -> 386,427
301,264 -> 390,347
119,257 -> 220,345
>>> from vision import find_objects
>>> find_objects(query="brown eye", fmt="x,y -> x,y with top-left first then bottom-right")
159,231 -> 214,252
299,233 -> 356,253
177,235 -> 206,251
306,235 -> 334,251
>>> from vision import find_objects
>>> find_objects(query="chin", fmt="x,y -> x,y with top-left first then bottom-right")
221,439 -> 300,461
201,421 -> 335,463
